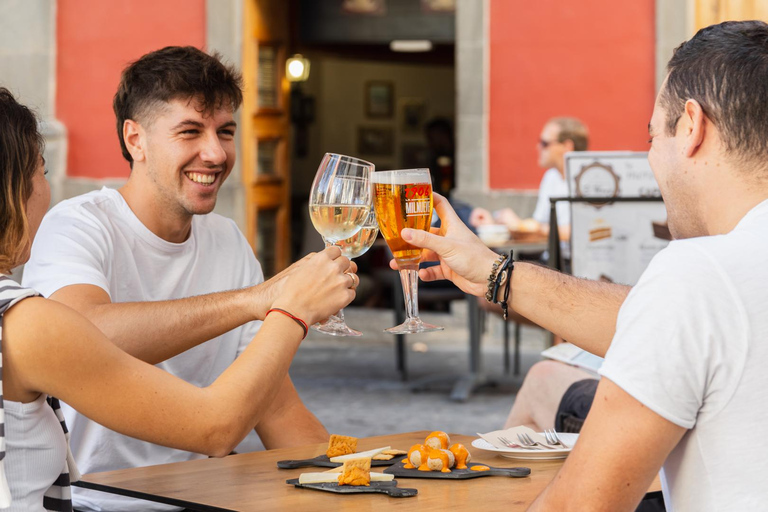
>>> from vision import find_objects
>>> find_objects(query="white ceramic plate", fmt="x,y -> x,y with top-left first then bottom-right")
471,434 -> 579,460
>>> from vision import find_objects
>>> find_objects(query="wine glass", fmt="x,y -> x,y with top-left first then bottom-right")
308,153 -> 374,336
372,168 -> 444,334
321,209 -> 380,335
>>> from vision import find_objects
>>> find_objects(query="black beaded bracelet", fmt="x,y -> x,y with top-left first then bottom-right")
485,253 -> 508,303
490,251 -> 514,320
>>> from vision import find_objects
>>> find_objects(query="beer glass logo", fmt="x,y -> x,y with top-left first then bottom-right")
405,184 -> 431,217
404,184 -> 430,199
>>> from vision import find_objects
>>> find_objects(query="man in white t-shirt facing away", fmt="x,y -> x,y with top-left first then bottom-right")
23,46 -> 330,512
470,116 -> 589,242
399,20 -> 768,510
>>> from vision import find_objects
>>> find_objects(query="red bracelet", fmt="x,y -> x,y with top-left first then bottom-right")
266,308 -> 309,340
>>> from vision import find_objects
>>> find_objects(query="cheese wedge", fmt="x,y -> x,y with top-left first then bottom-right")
298,472 -> 394,485
329,446 -> 390,463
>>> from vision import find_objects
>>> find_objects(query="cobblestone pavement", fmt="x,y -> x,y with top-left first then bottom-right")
240,303 -> 550,452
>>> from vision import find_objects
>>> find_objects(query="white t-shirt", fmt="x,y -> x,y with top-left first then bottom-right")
599,199 -> 768,511
22,187 -> 264,512
531,168 -> 570,226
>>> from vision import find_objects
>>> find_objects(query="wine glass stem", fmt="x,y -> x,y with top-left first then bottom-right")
399,269 -> 420,321
325,240 -> 345,320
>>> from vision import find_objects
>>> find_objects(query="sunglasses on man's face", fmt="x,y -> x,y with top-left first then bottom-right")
538,139 -> 560,149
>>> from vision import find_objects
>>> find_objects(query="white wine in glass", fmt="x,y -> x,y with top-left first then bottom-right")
373,168 -> 443,334
335,223 -> 378,259
309,204 -> 371,242
308,153 -> 374,336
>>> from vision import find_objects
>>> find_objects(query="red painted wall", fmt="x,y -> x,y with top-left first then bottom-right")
489,1 -> 656,189
57,0 -> 206,179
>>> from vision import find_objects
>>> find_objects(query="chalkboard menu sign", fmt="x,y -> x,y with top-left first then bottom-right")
565,152 -> 669,285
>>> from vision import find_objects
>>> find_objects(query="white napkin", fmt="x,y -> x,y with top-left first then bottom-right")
477,425 -> 550,449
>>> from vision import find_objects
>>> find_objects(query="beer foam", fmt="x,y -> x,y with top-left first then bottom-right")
372,169 -> 431,185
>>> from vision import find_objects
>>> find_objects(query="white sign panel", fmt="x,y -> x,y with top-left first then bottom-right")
565,152 -> 669,285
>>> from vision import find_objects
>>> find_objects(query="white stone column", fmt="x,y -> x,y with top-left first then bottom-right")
0,0 -> 67,204
207,0 -> 247,233
656,0 -> 693,90
453,0 -> 538,215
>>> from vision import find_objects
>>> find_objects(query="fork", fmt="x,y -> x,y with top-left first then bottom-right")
544,429 -> 570,449
517,432 -> 557,450
498,436 -> 541,450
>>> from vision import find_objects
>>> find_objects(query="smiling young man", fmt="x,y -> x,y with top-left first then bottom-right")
393,20 -> 768,511
22,46 -> 330,512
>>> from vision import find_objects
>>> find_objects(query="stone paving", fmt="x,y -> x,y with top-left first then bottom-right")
249,302 -> 551,450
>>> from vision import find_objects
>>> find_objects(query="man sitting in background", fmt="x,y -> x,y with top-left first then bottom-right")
471,116 -> 589,243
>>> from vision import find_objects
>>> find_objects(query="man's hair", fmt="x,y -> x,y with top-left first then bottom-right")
113,46 -> 244,165
661,20 -> 768,167
0,87 -> 44,271
548,117 -> 589,151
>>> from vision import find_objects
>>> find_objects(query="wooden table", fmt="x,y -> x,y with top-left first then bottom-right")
76,432 -> 661,511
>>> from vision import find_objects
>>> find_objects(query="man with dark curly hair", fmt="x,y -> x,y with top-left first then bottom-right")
23,46 -> 330,512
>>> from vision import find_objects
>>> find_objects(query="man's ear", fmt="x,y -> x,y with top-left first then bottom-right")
123,120 -> 146,163
681,99 -> 706,158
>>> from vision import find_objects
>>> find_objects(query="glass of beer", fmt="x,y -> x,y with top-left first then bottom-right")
373,168 -> 444,334
308,153 -> 373,336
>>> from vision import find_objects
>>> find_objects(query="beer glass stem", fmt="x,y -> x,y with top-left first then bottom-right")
399,269 -> 420,321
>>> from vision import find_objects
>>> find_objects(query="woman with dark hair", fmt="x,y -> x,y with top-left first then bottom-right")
0,88 -> 357,512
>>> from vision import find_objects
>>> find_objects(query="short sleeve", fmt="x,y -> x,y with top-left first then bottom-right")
599,242 -> 748,429
22,204 -> 113,298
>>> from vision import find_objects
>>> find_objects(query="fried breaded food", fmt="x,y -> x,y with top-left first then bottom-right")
449,443 -> 471,469
424,431 -> 451,450
326,434 -> 358,458
337,457 -> 371,486
405,444 -> 429,470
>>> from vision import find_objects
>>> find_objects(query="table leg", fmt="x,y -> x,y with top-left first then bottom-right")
514,322 -> 522,376
449,294 -> 484,402
503,319 -> 510,374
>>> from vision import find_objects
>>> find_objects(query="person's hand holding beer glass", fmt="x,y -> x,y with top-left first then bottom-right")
308,153 -> 373,336
373,168 -> 444,334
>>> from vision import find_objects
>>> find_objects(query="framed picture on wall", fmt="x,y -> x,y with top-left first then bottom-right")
400,98 -> 427,132
358,126 -> 394,156
365,81 -> 394,118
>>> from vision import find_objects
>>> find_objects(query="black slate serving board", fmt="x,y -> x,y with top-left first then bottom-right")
277,454 -> 404,469
286,479 -> 418,498
384,460 -> 530,480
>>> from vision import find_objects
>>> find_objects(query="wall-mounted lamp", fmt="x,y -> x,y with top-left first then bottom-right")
286,54 -> 311,82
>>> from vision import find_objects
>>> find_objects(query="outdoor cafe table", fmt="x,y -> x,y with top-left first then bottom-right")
76,431 -> 662,511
